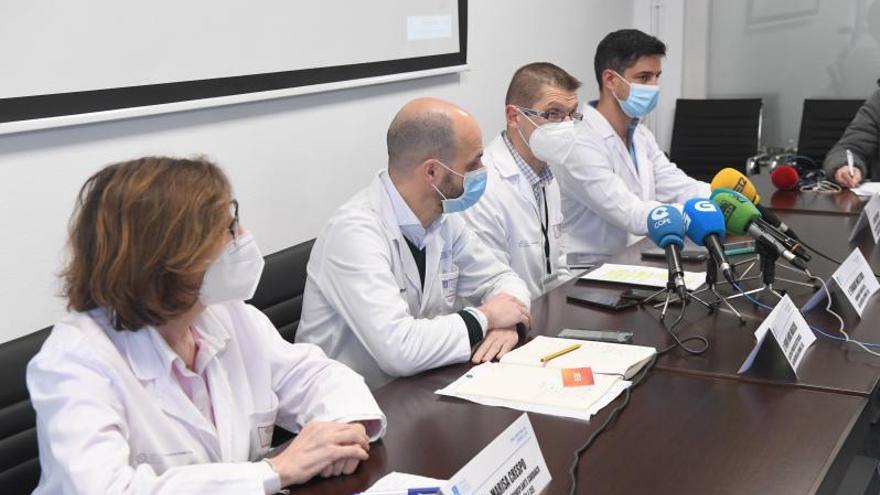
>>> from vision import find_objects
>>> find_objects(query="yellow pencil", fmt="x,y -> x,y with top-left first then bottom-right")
539,344 -> 581,363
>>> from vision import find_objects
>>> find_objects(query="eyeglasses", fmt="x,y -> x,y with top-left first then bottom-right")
228,199 -> 239,240
517,106 -> 584,123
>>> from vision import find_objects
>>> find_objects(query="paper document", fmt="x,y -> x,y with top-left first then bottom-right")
501,335 -> 656,378
580,263 -> 705,291
436,337 -> 654,421
851,183 -> 880,197
362,472 -> 446,493
452,363 -> 621,410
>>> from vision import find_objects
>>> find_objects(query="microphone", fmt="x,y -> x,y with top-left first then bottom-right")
710,188 -> 810,261
710,191 -> 808,271
709,189 -> 812,261
646,205 -> 688,300
682,198 -> 736,285
710,167 -> 800,239
770,164 -> 800,191
710,167 -> 761,203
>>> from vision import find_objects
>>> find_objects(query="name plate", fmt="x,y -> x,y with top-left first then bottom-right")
831,248 -> 880,317
442,414 -> 551,495
849,193 -> 880,243
739,295 -> 816,377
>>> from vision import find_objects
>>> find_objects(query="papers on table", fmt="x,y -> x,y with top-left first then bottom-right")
437,337 -> 655,421
361,472 -> 446,494
850,182 -> 880,197
501,335 -> 656,379
580,263 -> 705,291
362,416 -> 551,495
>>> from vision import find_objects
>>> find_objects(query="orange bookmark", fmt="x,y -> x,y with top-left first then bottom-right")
561,367 -> 594,387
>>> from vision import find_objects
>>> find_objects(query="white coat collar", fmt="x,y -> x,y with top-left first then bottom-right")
367,171 -> 449,307
378,170 -> 442,249
98,306 -> 231,382
487,133 -> 521,179
582,102 -> 642,185
369,170 -> 445,245
582,102 -> 621,140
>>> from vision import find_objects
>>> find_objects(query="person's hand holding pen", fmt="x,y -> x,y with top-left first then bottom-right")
834,149 -> 863,188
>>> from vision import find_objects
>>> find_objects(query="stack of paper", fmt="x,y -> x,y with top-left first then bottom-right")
362,472 -> 446,493
851,183 -> 880,197
580,263 -> 705,291
437,336 -> 656,421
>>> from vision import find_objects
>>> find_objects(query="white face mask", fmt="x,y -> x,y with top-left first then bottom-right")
528,120 -> 577,165
199,231 -> 265,306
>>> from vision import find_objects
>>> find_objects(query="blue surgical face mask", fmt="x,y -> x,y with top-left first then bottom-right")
612,71 -> 660,118
431,160 -> 487,213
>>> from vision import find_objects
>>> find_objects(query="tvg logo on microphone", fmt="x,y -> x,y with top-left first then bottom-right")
694,200 -> 716,212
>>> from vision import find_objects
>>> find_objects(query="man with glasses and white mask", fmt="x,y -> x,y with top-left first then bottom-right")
461,63 -> 580,297
528,30 -> 710,264
297,98 -> 532,388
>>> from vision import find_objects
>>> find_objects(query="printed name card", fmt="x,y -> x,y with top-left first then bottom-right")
442,414 -> 551,495
831,248 -> 880,317
738,295 -> 816,377
849,193 -> 880,243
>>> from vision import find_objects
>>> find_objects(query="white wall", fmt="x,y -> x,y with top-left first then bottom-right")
633,0 -> 685,152
707,0 -> 880,148
0,0 -> 635,342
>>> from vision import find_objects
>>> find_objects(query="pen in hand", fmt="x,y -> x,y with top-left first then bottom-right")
846,149 -> 855,179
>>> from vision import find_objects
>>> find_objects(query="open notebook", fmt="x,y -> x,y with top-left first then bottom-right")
501,335 -> 656,379
436,337 -> 656,420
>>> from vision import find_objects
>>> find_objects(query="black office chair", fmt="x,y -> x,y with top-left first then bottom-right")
0,326 -> 51,495
668,98 -> 763,181
796,99 -> 865,167
247,238 -> 316,343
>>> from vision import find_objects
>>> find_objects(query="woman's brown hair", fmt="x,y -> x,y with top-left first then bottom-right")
63,156 -> 232,330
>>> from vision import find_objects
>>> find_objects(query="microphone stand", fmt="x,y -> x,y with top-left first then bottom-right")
725,238 -> 786,300
642,267 -> 713,322
689,256 -> 746,323
708,250 -> 815,292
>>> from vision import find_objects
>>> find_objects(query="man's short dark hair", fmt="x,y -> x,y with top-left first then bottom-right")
505,62 -> 582,108
594,29 -> 666,87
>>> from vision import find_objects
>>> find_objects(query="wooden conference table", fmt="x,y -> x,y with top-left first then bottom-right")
298,179 -> 877,495
751,169 -> 865,216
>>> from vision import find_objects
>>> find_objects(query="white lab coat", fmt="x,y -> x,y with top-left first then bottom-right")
460,134 -> 570,298
296,171 -> 531,388
27,302 -> 386,495
551,104 -> 711,264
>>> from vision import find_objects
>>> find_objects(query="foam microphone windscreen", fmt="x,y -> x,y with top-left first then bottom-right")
770,165 -> 800,191
710,168 -> 760,204
711,191 -> 760,236
646,205 -> 685,249
683,198 -> 726,246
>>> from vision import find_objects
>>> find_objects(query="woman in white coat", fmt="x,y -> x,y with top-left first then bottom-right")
27,157 -> 385,494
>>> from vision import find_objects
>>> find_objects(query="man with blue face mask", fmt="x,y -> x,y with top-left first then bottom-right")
529,29 -> 710,264
297,98 -> 532,388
